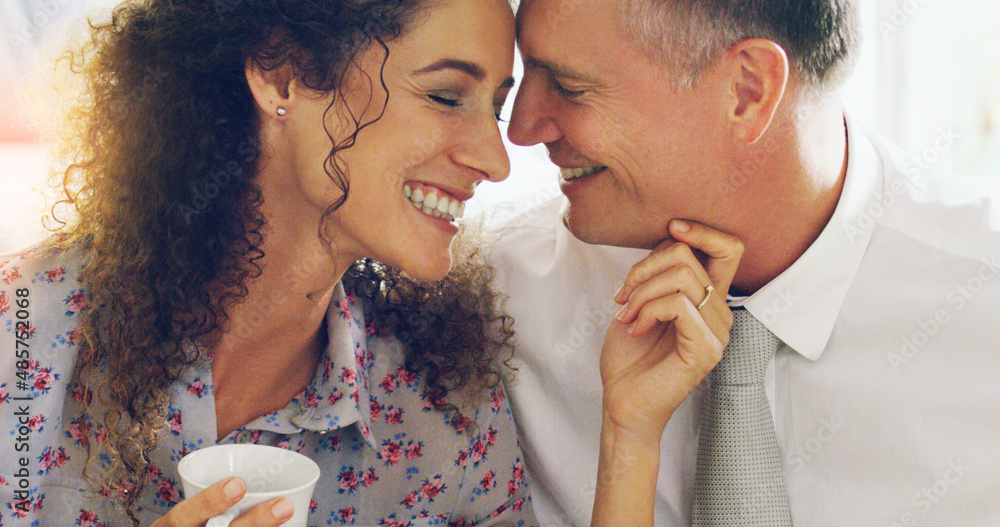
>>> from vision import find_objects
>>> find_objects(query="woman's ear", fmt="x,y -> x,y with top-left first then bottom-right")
724,38 -> 789,145
245,60 -> 295,119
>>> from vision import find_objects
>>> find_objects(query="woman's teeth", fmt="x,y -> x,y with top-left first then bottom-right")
403,184 -> 465,221
561,165 -> 606,180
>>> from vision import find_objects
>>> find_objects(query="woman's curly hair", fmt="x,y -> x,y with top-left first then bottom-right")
42,0 -> 515,522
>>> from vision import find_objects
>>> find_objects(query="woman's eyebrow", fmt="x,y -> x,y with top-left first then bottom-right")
414,58 -> 486,79
413,58 -> 515,88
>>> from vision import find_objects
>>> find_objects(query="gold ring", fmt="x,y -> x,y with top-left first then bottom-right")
697,284 -> 715,310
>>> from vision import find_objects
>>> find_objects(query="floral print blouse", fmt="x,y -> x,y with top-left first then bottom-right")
0,244 -> 534,526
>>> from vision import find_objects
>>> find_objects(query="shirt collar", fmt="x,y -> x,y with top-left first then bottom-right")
242,282 -> 379,449
735,112 -> 882,361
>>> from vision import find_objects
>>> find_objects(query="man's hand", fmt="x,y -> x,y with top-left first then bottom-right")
600,219 -> 744,446
150,477 -> 294,527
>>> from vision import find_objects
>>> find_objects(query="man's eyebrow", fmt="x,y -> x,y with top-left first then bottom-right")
413,58 -> 516,89
522,56 -> 597,84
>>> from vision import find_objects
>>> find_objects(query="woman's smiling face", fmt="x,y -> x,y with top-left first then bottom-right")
283,0 -> 516,281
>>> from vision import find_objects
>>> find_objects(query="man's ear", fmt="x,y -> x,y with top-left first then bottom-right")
725,39 -> 789,145
245,60 -> 295,119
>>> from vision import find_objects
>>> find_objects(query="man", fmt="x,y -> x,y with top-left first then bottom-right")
485,0 -> 1000,525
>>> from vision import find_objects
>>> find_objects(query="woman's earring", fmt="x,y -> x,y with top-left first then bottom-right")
276,107 -> 287,116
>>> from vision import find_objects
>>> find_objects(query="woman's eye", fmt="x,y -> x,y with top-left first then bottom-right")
428,94 -> 460,107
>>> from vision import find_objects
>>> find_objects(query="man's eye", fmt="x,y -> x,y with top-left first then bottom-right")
552,79 -> 585,98
428,94 -> 460,107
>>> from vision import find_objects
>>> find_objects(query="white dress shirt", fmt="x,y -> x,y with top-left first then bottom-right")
484,114 -> 1000,526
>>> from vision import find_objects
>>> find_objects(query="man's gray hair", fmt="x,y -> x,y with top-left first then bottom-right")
618,0 -> 862,92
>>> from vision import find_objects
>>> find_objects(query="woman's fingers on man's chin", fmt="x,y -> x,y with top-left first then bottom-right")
615,220 -> 743,307
615,265 -> 706,325
667,219 -> 744,294
615,239 -> 711,305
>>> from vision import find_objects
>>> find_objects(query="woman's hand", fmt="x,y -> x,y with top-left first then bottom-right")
151,477 -> 294,527
592,219 -> 743,527
600,219 -> 743,444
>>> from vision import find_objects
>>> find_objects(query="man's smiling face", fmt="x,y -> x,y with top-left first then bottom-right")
507,0 -> 735,249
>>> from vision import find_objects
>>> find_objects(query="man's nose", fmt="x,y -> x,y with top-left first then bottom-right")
507,74 -> 561,147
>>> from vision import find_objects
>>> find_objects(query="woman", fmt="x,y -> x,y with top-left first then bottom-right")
0,0 -> 534,525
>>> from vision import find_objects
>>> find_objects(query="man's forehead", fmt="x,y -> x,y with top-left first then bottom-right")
516,0 -> 618,52
516,0 -> 617,33
516,0 -> 642,77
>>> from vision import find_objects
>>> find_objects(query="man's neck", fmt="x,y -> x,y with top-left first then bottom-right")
728,106 -> 849,296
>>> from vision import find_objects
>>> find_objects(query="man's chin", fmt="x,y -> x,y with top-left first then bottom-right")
561,210 -> 660,250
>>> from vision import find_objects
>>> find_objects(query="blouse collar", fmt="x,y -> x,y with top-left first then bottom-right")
239,282 -> 379,450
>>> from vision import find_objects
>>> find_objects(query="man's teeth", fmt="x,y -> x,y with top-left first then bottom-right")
403,184 -> 465,221
560,166 -> 605,180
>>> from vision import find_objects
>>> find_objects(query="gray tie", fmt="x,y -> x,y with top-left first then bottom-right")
692,308 -> 793,526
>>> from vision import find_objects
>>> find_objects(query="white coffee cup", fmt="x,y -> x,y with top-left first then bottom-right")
178,444 -> 320,527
